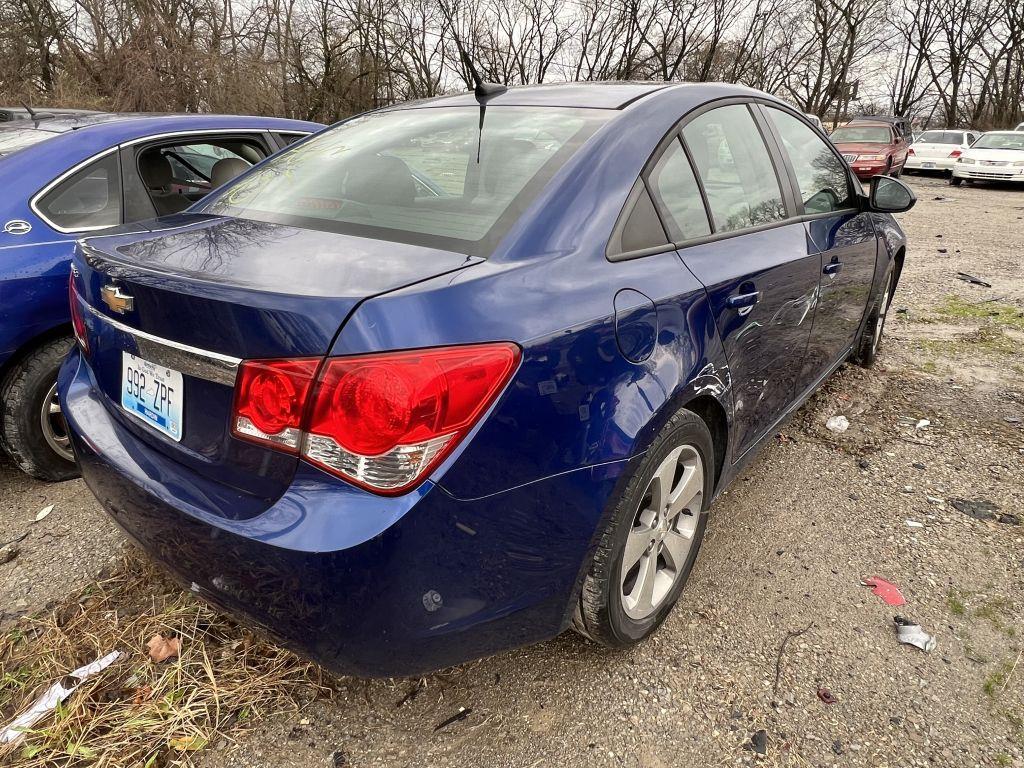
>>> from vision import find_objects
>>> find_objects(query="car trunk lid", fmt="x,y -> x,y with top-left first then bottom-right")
72,214 -> 482,513
912,142 -> 960,159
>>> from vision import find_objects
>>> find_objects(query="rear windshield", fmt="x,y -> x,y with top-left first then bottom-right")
0,129 -> 54,156
830,126 -> 891,144
205,106 -> 610,256
971,133 -> 1024,150
916,131 -> 962,145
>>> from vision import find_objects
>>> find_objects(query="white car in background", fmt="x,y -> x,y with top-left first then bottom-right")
905,129 -> 978,173
950,131 -> 1024,185
1015,122 -> 1024,131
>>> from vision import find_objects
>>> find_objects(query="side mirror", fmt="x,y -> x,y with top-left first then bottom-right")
866,175 -> 916,213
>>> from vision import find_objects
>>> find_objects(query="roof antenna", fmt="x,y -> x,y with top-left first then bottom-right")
21,102 -> 38,120
447,28 -> 505,164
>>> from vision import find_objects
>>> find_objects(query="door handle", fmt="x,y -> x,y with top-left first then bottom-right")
823,261 -> 843,276
725,291 -> 761,310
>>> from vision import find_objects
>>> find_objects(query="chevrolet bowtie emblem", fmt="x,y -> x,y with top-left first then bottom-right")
101,284 -> 134,314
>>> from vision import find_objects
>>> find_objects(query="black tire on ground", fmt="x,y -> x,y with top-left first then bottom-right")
572,408 -> 713,648
950,177 -> 963,186
0,337 -> 79,481
890,164 -> 902,178
854,267 -> 894,369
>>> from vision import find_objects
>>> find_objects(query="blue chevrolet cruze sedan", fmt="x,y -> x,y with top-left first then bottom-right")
59,83 -> 915,676
0,113 -> 322,480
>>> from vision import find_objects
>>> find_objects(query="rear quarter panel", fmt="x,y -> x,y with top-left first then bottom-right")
0,237 -> 74,371
332,250 -> 729,501
0,134 -> 114,370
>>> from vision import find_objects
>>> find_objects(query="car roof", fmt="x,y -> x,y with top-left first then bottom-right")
0,112 -> 319,136
391,82 -> 675,111
0,113 -> 324,173
838,121 -> 892,128
850,115 -> 908,124
0,106 -> 102,119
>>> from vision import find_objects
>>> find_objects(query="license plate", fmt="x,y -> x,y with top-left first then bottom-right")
922,162 -> 935,169
121,352 -> 183,441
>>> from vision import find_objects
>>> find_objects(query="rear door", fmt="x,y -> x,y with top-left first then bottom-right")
661,102 -> 821,456
760,105 -> 877,389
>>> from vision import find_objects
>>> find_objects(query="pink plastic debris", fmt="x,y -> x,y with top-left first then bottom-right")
861,577 -> 906,607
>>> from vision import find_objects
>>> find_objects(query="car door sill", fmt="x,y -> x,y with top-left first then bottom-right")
724,344 -> 855,484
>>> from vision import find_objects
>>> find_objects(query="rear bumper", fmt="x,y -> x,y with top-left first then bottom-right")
951,166 -> 1024,182
59,348 -> 628,677
904,156 -> 955,171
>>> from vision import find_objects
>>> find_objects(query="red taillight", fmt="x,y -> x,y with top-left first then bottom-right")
907,148 -> 915,156
230,343 -> 521,494
949,149 -> 962,158
232,359 -> 318,452
69,274 -> 89,354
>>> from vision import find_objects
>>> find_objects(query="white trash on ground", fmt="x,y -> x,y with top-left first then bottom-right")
826,415 -> 850,433
0,651 -> 122,744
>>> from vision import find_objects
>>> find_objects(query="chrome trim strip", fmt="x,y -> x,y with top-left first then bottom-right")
81,300 -> 241,386
117,127 -> 282,147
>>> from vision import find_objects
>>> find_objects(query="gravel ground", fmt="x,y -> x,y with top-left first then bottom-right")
2,174 -> 1022,767
0,461 -> 120,628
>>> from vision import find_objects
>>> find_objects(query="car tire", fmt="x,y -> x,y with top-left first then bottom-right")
890,164 -> 902,178
949,177 -> 963,186
572,408 -> 713,648
0,337 -> 79,482
854,268 -> 893,369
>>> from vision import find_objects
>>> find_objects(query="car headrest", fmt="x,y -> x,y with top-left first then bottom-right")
481,139 -> 538,195
345,154 -> 416,206
210,157 -> 251,188
139,152 -> 173,189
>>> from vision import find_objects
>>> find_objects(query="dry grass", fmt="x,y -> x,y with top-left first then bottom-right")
0,551 -> 331,767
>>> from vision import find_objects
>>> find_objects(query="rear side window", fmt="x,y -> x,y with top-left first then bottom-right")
139,139 -> 265,201
207,106 -> 610,256
765,107 -> 853,214
36,152 -> 121,231
617,186 -> 668,254
278,132 -> 308,146
682,105 -> 786,233
648,138 -> 711,241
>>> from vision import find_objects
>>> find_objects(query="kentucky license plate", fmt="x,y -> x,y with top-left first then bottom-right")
121,352 -> 183,441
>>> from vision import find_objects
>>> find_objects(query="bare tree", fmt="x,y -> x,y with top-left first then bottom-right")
0,0 -> 1019,129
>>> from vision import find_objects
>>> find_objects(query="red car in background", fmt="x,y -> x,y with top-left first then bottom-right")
830,120 -> 910,179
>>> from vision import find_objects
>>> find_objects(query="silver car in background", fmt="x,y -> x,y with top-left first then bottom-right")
905,129 -> 978,173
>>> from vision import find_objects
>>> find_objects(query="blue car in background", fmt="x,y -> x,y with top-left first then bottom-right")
60,83 -> 914,676
0,113 -> 322,480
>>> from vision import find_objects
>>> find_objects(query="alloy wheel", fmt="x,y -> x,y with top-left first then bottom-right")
872,273 -> 892,356
619,445 -> 704,621
40,382 -> 74,462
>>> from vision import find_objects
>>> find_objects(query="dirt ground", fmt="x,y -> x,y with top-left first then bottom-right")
1,173 -> 1022,767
